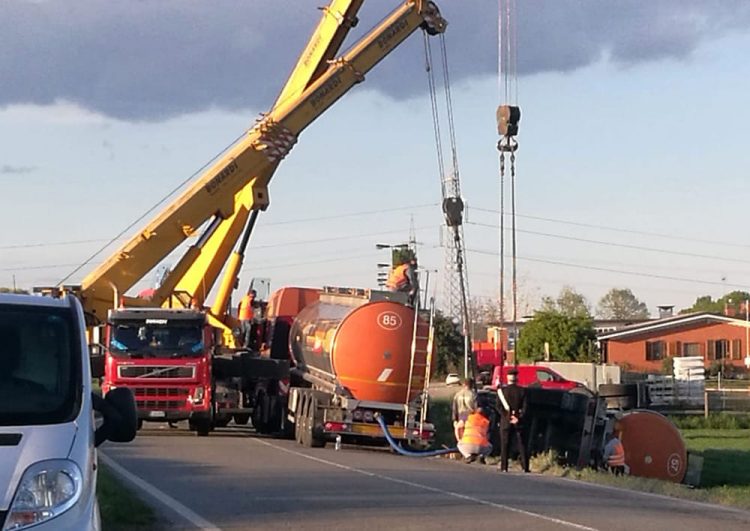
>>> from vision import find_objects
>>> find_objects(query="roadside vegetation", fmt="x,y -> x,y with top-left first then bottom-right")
428,396 -> 750,511
98,465 -> 159,530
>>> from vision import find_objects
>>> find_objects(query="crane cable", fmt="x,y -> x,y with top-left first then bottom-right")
423,30 -> 472,377
497,0 -> 521,357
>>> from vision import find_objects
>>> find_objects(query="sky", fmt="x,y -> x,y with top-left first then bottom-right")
2,0 -> 750,318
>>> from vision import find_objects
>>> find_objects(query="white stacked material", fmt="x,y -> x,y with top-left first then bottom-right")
646,374 -> 675,405
673,356 -> 704,406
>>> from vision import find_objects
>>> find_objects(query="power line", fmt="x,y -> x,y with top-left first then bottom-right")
262,203 -> 438,226
467,221 -> 750,265
466,247 -> 750,290
469,206 -> 750,250
2,203 -> 439,252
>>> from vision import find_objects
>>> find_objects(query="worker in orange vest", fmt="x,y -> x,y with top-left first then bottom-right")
385,257 -> 419,307
457,406 -> 492,464
237,289 -> 261,349
603,431 -> 626,475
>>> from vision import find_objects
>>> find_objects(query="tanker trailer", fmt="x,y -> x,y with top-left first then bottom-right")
283,286 -> 435,448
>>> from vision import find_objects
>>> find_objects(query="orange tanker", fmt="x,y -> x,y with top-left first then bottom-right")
290,296 -> 429,403
266,286 -> 435,448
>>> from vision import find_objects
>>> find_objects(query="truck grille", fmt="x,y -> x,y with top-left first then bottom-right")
136,399 -> 186,410
118,366 -> 195,379
133,387 -> 190,398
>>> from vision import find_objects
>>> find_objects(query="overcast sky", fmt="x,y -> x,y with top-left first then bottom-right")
3,0 -> 750,317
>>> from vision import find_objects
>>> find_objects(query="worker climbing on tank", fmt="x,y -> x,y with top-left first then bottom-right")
457,406 -> 492,464
385,257 -> 419,307
237,288 -> 262,349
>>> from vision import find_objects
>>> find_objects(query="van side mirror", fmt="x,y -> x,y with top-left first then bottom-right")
90,354 -> 105,379
93,388 -> 137,447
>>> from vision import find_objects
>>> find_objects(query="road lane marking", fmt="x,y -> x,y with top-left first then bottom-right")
99,452 -> 222,531
252,439 -> 599,531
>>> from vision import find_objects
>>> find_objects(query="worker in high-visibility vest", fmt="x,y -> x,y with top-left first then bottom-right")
237,289 -> 262,349
603,432 -> 626,476
457,407 -> 492,464
385,258 -> 419,307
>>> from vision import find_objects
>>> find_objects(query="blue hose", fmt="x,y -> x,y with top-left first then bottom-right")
375,414 -> 457,457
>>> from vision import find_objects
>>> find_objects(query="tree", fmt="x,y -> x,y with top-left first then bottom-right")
540,286 -> 591,318
0,287 -> 28,294
680,291 -> 750,315
516,310 -> 597,362
432,311 -> 464,376
596,288 -> 649,319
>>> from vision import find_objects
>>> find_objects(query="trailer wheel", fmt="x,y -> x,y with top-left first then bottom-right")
302,395 -> 326,448
294,394 -> 305,444
233,414 -> 250,426
599,383 -> 638,410
252,391 -> 269,434
214,414 -> 232,428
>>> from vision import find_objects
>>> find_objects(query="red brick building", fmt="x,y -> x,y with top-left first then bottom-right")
598,312 -> 750,373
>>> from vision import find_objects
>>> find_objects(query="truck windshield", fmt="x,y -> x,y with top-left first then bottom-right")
0,304 -> 81,426
109,321 -> 204,358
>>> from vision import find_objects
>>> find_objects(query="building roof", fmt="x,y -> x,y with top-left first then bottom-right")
597,312 -> 750,341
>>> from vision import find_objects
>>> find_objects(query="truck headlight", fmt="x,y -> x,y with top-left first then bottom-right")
192,386 -> 205,403
4,459 -> 83,530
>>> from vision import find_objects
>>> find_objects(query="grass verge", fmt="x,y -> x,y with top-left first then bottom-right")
428,395 -> 750,511
98,464 -> 159,530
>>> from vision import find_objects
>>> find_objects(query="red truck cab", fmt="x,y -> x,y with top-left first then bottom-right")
491,365 -> 582,391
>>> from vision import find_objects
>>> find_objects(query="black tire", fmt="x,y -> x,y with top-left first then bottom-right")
233,413 -> 250,426
136,418 -> 144,431
189,410 -> 213,437
253,391 -> 269,434
214,414 -> 231,428
598,383 -> 638,410
300,395 -> 312,447
294,394 -> 305,444
305,395 -> 326,448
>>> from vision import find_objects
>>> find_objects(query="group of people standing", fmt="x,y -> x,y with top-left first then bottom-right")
452,372 -> 628,475
452,369 -> 529,472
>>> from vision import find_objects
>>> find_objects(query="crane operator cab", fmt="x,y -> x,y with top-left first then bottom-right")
0,293 -> 137,530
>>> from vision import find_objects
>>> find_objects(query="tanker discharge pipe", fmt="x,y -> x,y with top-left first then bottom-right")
375,414 -> 456,457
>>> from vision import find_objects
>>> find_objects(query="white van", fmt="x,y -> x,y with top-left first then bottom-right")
0,293 -> 136,530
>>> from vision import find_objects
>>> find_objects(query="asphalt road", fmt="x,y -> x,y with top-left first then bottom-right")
102,426 -> 750,531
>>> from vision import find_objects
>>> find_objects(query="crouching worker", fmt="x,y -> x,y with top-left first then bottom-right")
603,432 -> 626,476
457,407 -> 492,464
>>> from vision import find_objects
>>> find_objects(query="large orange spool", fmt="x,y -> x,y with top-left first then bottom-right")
617,410 -> 687,483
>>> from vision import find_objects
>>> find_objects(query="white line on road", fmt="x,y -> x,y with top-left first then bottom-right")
99,452 -> 222,531
252,439 -> 599,531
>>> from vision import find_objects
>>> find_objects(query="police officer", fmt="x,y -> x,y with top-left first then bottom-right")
497,368 -> 529,473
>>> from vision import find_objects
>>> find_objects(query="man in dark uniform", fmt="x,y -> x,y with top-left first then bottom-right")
497,368 -> 529,472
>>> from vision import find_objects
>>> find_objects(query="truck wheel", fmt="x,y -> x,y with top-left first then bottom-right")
294,394 -> 305,444
214,414 -> 231,428
233,414 -> 250,425
253,391 -> 270,434
599,383 -> 638,410
303,395 -> 326,448
189,411 -> 213,437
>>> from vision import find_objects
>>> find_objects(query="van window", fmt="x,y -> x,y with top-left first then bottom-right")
0,305 -> 82,426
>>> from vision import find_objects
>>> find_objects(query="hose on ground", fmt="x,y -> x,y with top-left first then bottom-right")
375,414 -> 457,457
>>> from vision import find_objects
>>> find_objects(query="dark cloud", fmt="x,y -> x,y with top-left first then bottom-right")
0,165 -> 36,175
1,1 -> 748,121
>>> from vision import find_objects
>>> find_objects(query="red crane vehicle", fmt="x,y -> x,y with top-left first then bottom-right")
37,0 -> 447,436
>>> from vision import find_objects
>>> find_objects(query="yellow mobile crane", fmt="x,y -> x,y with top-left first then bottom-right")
41,1 -> 447,435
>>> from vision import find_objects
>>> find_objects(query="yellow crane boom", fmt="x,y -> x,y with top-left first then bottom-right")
76,1 -> 446,322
